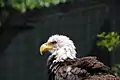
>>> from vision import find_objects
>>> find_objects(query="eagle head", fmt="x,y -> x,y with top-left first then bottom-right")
40,34 -> 77,62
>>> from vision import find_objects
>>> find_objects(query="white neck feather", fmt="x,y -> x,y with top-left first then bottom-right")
52,46 -> 76,63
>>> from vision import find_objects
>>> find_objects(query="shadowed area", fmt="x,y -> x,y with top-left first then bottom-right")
0,26 -> 34,56
88,16 -> 112,66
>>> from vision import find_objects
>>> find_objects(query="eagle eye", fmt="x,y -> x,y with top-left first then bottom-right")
50,41 -> 57,44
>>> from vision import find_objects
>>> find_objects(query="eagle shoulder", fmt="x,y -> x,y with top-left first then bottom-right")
47,56 -> 119,80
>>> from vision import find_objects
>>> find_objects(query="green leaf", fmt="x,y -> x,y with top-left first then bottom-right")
12,3 -> 21,10
111,32 -> 115,35
44,2 -> 50,7
38,0 -> 44,7
117,36 -> 120,39
108,47 -> 113,51
21,2 -> 26,12
96,32 -> 120,52
26,0 -> 32,7
97,32 -> 106,37
105,34 -> 111,38
51,0 -> 60,5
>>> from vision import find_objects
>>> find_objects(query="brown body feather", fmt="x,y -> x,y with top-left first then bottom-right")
47,56 -> 120,80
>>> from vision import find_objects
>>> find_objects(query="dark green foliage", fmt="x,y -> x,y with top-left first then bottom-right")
0,0 -> 67,12
97,32 -> 120,52
111,64 -> 120,76
0,0 -> 4,7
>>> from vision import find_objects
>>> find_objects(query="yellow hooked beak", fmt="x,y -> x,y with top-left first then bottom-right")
40,42 -> 53,55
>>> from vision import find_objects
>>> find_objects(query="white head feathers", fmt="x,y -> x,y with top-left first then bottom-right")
47,34 -> 77,62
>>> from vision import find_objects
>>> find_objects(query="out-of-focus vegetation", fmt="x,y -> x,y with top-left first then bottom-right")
0,0 -> 67,12
111,64 -> 120,76
97,32 -> 120,52
97,32 -> 120,76
0,0 -> 4,7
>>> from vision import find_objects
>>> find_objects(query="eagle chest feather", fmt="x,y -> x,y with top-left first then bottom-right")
47,56 -> 120,80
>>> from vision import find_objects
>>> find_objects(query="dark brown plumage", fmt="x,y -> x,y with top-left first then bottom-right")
47,56 -> 120,80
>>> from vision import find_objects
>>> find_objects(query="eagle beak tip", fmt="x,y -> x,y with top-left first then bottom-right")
40,52 -> 43,55
40,49 -> 43,55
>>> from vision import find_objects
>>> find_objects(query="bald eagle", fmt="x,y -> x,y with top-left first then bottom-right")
40,34 -> 120,80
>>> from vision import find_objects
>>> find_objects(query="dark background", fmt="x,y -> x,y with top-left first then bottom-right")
0,0 -> 120,80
